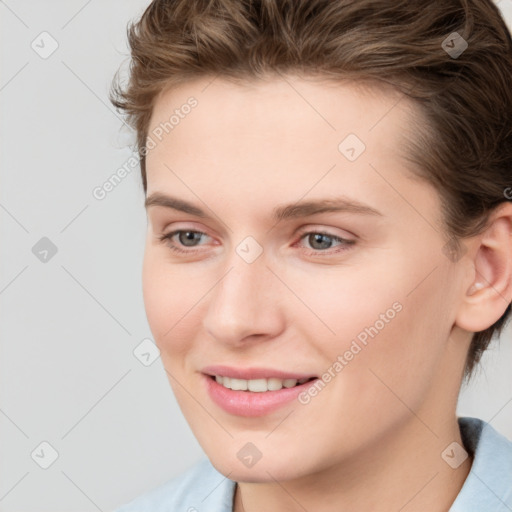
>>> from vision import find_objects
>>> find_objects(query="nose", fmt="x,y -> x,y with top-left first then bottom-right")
202,249 -> 285,346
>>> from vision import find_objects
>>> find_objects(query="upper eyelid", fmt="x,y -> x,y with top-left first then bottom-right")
296,226 -> 354,240
162,222 -> 354,237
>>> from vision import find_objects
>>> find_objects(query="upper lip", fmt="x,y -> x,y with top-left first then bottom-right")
202,365 -> 317,380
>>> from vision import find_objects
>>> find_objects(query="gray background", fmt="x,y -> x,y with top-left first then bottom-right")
1,1 -> 511,511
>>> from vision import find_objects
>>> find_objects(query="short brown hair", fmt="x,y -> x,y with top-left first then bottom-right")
110,0 -> 512,381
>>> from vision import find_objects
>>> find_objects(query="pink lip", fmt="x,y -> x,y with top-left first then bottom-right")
201,367 -> 319,417
201,365 -> 317,380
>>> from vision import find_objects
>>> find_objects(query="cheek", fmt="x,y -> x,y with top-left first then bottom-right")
288,264 -> 404,352
364,285 -> 447,408
301,258 -> 447,396
141,249 -> 203,354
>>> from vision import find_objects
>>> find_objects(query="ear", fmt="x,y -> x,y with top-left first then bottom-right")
455,201 -> 512,333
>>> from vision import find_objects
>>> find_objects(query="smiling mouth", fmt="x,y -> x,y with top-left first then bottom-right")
208,374 -> 317,392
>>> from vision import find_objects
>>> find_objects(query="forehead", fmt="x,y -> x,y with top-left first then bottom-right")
144,74 -> 439,230
147,74 -> 410,145
146,74 -> 416,175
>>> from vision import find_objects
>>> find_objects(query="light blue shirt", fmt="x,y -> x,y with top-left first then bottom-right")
115,417 -> 512,511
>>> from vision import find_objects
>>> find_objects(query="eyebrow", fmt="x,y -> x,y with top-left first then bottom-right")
144,192 -> 383,221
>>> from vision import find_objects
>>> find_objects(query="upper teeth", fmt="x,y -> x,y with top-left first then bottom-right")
214,375 -> 310,392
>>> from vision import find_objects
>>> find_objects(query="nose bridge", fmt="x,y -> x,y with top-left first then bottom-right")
203,242 -> 281,342
214,248 -> 269,317
222,259 -> 262,305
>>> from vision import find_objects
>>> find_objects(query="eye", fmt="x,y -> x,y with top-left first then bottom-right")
158,229 -> 355,256
295,230 -> 355,255
158,229 -> 210,254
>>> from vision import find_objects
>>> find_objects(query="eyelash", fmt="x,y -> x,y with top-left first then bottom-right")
158,229 -> 355,256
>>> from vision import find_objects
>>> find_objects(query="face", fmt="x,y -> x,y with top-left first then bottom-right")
142,74 -> 469,482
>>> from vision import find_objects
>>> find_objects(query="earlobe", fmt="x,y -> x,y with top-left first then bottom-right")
456,202 -> 512,333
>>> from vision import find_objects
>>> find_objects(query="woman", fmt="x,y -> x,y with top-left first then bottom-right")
110,0 -> 512,510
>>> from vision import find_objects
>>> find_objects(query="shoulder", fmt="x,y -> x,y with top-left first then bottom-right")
450,416 -> 512,512
114,457 -> 236,512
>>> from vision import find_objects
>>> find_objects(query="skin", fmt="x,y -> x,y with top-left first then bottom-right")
142,74 -> 512,512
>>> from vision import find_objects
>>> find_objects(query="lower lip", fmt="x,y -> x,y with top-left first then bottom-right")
203,374 -> 319,417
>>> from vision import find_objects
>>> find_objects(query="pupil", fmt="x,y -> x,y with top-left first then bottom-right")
180,231 -> 200,247
310,233 -> 331,250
